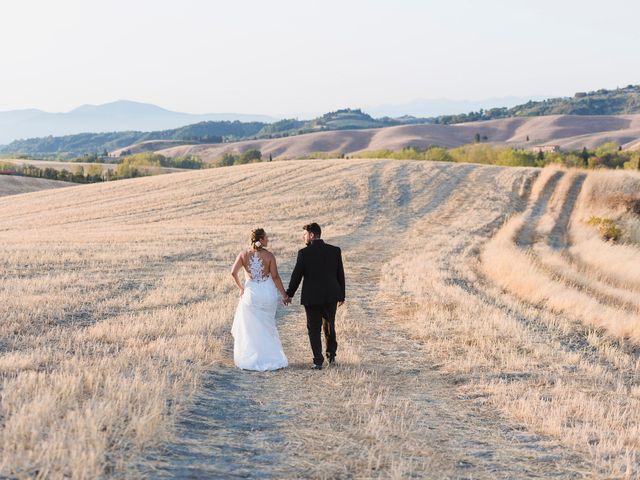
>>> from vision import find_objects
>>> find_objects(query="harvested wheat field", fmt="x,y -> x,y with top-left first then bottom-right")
1,158 -> 639,479
0,174 -> 74,197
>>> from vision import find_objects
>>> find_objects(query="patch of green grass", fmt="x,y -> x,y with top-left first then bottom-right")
586,216 -> 623,242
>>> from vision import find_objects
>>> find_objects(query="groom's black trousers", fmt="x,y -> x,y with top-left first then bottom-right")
304,303 -> 337,366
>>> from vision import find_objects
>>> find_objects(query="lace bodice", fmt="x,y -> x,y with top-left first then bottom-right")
248,252 -> 270,282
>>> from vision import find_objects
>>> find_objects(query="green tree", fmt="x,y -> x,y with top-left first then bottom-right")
622,157 -> 638,170
580,147 -> 590,166
86,164 -> 104,181
72,166 -> 86,183
424,147 -> 453,162
43,167 -> 58,180
595,142 -> 619,157
220,153 -> 238,167
172,155 -> 203,169
562,154 -> 584,168
238,149 -> 262,164
115,161 -> 138,178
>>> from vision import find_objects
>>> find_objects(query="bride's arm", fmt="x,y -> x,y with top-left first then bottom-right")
230,252 -> 245,295
269,254 -> 288,300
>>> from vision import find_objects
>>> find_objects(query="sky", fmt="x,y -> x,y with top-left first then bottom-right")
1,0 -> 639,116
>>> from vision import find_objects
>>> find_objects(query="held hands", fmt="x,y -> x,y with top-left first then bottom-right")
282,295 -> 292,306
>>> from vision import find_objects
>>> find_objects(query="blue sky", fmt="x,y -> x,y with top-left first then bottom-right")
2,0 -> 639,116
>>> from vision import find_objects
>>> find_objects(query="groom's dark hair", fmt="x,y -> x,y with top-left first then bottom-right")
303,222 -> 321,238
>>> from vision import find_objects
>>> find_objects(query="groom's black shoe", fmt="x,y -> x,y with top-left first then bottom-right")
327,355 -> 335,365
311,364 -> 323,370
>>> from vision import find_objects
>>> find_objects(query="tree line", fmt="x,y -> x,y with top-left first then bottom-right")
212,149 -> 264,167
0,152 -> 208,184
354,143 -> 640,170
0,162 -> 111,183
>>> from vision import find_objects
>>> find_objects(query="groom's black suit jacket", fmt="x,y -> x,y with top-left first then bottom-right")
286,239 -> 345,306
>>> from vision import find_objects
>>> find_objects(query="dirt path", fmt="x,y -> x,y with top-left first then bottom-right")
138,162 -> 596,478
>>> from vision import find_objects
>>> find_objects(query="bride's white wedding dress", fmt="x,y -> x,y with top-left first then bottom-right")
231,252 -> 288,371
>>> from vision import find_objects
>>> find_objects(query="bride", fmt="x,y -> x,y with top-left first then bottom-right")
230,228 -> 289,371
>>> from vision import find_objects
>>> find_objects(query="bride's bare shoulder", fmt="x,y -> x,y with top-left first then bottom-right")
238,249 -> 253,261
265,249 -> 279,260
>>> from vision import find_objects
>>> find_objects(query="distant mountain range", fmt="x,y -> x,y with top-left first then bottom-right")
0,100 -> 275,144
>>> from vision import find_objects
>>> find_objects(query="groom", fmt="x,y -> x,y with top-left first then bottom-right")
285,223 -> 345,370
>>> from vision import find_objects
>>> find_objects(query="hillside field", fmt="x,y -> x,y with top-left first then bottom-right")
0,174 -> 74,197
150,114 -> 640,162
0,159 -> 639,478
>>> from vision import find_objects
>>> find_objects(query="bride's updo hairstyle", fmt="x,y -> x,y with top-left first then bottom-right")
251,228 -> 266,250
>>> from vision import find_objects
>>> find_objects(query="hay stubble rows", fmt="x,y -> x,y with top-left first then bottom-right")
0,159 -> 639,478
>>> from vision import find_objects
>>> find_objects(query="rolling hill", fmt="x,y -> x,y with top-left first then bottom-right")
0,159 -> 638,477
154,114 -> 640,162
0,109 -> 412,158
0,174 -> 74,196
0,119 -> 268,158
435,84 -> 640,124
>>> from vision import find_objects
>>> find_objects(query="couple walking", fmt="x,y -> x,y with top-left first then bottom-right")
230,223 -> 346,371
